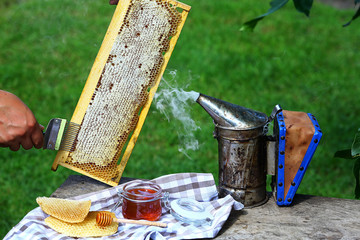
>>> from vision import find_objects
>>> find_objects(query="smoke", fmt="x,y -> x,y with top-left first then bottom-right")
154,70 -> 200,159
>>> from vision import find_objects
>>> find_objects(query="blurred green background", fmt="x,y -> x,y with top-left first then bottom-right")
1,0 -> 359,237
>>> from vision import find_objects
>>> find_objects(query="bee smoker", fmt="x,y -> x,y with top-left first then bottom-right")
196,93 -> 322,207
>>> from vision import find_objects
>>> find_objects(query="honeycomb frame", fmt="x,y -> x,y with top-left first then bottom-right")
52,0 -> 191,186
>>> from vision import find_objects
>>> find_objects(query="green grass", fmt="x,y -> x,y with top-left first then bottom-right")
1,0 -> 360,237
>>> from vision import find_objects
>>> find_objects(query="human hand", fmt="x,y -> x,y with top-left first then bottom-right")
109,0 -> 119,5
0,90 -> 44,151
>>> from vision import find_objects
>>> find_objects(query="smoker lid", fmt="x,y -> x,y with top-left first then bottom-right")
196,94 -> 268,129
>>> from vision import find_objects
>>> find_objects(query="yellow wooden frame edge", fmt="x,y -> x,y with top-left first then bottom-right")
52,0 -> 191,186
52,0 -> 132,173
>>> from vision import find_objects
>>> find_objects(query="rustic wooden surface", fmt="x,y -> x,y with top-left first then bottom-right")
51,175 -> 118,198
52,175 -> 360,239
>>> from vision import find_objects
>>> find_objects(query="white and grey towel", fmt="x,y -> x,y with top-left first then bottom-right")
4,173 -> 243,240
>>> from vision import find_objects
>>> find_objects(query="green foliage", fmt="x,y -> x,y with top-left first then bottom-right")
343,6 -> 360,26
242,0 -> 359,31
353,159 -> 360,198
334,149 -> 352,159
352,132 -> 360,198
241,0 -> 290,31
293,0 -> 313,16
351,131 -> 360,157
1,0 -> 360,237
334,130 -> 360,199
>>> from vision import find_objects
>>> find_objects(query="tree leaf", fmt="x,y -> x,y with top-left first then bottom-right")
353,157 -> 360,199
293,0 -> 313,17
240,16 -> 266,32
334,149 -> 353,159
356,0 -> 360,5
351,132 -> 360,157
240,0 -> 289,31
343,7 -> 360,27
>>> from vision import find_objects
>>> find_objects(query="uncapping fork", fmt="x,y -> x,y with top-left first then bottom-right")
42,118 -> 80,151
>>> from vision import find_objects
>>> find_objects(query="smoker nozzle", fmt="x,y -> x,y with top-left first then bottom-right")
196,93 -> 268,129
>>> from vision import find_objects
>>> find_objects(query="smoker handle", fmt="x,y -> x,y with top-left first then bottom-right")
268,104 -> 282,122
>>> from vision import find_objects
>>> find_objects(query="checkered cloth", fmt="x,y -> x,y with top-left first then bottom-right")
4,173 -> 244,240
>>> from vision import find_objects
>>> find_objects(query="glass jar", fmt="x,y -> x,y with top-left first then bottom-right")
118,180 -> 168,221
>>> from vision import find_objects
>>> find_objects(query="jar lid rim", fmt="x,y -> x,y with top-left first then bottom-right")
120,180 -> 163,200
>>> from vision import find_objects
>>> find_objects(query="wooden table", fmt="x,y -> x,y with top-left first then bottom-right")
51,175 -> 360,239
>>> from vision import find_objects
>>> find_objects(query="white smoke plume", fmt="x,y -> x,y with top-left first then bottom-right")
154,70 -> 200,159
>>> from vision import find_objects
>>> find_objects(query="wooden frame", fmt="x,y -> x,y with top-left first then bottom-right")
52,0 -> 191,186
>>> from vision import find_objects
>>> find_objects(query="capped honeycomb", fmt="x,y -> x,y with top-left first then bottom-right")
52,0 -> 190,186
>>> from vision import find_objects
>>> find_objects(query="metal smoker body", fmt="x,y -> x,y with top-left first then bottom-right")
196,93 -> 322,207
196,94 -> 270,207
215,124 -> 267,207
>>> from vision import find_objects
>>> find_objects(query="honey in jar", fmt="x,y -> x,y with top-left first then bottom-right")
120,181 -> 165,221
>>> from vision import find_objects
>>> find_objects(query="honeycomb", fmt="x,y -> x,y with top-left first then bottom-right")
45,211 -> 118,237
53,0 -> 190,185
37,197 -> 91,223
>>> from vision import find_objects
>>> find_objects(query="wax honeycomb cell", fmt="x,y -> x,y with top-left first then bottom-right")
37,197 -> 91,223
45,211 -> 118,237
60,0 -> 186,183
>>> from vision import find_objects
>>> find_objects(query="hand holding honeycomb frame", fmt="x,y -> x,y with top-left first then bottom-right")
52,0 -> 191,186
